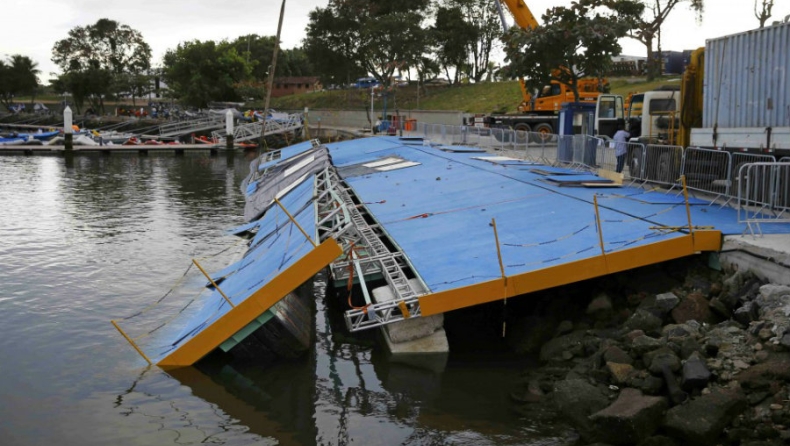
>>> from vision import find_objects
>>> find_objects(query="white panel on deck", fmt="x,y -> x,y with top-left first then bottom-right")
376,161 -> 421,171
363,157 -> 403,168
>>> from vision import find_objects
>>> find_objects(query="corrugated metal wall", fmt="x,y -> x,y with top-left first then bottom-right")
703,21 -> 790,128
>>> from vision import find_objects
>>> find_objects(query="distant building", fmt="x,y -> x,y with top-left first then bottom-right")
271,77 -> 322,97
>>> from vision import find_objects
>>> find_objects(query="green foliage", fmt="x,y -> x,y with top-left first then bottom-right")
162,40 -> 253,107
503,0 -> 643,101
0,55 -> 40,108
304,0 -> 429,89
432,6 -> 478,83
451,0 -> 502,82
51,19 -> 151,113
230,35 -> 314,80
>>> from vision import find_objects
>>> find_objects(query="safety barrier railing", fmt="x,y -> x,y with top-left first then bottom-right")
680,147 -> 733,199
596,141 -> 646,180
553,134 -> 603,170
640,144 -> 684,189
731,153 -> 777,197
736,162 -> 790,235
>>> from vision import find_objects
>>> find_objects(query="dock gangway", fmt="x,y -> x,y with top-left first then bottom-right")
158,115 -> 225,138
211,113 -> 304,143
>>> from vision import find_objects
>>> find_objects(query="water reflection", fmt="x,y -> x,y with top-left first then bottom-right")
159,272 -> 575,445
0,152 -> 577,445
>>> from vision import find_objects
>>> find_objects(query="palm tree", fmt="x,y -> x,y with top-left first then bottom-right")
10,55 -> 41,106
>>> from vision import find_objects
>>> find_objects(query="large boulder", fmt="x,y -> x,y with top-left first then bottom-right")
754,284 -> 790,316
551,379 -> 610,438
630,335 -> 664,357
681,353 -> 712,391
587,292 -> 614,319
655,292 -> 680,313
588,388 -> 668,445
671,291 -> 715,324
624,310 -> 663,336
539,330 -> 587,362
663,386 -> 747,445
736,353 -> 790,390
645,347 -> 681,375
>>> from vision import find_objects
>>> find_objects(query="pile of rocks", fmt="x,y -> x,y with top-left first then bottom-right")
510,258 -> 790,446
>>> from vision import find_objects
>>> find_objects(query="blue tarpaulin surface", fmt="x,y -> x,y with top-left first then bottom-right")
149,176 -> 318,363
326,136 -> 790,293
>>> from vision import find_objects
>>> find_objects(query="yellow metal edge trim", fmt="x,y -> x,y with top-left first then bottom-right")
158,238 -> 342,369
420,232 -> 722,316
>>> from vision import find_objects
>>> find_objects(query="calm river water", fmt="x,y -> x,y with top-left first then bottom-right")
0,153 -> 570,446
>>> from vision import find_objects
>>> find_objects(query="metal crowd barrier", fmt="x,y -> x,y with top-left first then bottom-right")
681,147 -> 732,199
403,123 -> 790,219
641,144 -> 684,189
736,162 -> 790,234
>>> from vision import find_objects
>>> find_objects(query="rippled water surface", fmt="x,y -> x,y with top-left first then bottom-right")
0,153 -> 568,445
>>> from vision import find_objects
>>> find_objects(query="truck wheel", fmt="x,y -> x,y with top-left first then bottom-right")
513,123 -> 531,144
530,123 -> 553,143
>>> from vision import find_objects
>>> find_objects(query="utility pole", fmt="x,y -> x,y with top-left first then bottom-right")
259,0 -> 286,152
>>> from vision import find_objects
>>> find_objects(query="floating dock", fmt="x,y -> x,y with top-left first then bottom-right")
116,134 -> 790,369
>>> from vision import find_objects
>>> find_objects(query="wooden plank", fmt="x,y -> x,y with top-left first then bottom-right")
596,169 -> 624,184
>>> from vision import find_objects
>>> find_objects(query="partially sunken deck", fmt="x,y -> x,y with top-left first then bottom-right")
322,136 -> 790,318
140,135 -> 790,368
152,175 -> 341,368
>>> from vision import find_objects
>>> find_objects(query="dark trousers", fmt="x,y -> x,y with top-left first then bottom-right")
616,154 -> 626,173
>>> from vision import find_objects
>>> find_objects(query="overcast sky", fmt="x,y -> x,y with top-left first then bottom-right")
3,0 -> 787,83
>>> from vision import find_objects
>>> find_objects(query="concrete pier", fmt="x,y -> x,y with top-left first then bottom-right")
372,279 -> 449,372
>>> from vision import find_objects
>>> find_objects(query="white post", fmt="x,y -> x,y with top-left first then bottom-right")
303,107 -> 310,140
63,106 -> 73,134
225,109 -> 234,150
63,106 -> 73,150
370,86 -> 374,131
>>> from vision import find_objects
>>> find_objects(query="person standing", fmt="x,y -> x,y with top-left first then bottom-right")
613,123 -> 630,173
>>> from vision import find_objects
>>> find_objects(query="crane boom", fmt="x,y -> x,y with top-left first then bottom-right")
495,0 -> 607,115
499,0 -> 539,30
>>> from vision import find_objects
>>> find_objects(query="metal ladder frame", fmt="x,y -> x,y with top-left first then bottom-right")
313,167 -> 426,332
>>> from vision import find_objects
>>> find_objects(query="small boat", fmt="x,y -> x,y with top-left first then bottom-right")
0,137 -> 26,145
91,131 -> 136,144
9,130 -> 61,141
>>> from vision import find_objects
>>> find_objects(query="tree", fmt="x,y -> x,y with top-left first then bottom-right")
0,55 -> 40,108
456,0 -> 502,83
304,0 -> 430,88
162,40 -> 252,107
503,0 -> 643,102
432,6 -> 478,84
755,0 -> 775,28
231,35 -> 314,80
52,19 -> 151,113
304,6 -> 366,89
627,0 -> 704,80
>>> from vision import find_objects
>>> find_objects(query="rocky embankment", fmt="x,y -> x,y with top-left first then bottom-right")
509,257 -> 790,446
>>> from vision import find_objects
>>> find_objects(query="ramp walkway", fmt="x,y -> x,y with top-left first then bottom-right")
212,113 -> 304,143
158,115 -> 226,138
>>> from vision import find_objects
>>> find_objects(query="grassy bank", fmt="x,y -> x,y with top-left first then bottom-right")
269,76 -> 682,114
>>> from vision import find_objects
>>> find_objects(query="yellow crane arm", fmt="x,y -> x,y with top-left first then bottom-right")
500,0 -> 539,30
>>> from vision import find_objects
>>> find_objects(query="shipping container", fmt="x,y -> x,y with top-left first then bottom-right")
702,21 -> 790,129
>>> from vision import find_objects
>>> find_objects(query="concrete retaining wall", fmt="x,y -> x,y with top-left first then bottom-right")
719,235 -> 790,286
297,109 -> 468,130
